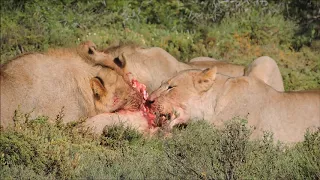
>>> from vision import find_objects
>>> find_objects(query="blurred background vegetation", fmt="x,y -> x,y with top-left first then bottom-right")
1,114 -> 319,179
1,0 -> 320,179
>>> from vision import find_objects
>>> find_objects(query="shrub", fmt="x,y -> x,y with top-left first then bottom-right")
100,124 -> 143,149
1,114 -> 319,179
282,0 -> 320,49
163,119 -> 253,179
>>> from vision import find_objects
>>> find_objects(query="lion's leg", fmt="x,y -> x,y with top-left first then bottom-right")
167,111 -> 190,131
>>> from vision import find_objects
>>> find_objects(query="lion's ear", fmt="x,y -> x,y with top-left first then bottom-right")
97,52 -> 127,77
201,67 -> 217,80
88,46 -> 95,55
113,53 -> 127,69
194,67 -> 217,93
80,40 -> 97,55
90,77 -> 106,100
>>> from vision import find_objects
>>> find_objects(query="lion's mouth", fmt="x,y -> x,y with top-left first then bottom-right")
111,75 -> 174,129
131,79 -> 159,128
144,100 -> 175,127
114,77 -> 157,128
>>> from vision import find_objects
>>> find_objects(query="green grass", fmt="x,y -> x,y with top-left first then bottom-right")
1,1 -> 320,179
1,1 -> 319,91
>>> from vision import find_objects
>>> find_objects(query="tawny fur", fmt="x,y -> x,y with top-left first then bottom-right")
100,43 -> 284,92
84,112 -> 150,135
245,56 -> 284,91
0,41 -> 117,128
188,57 -> 245,77
148,68 -> 320,143
90,70 -> 144,114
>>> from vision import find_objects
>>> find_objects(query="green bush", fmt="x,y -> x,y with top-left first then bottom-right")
282,0 -> 320,49
1,116 -> 319,179
100,124 -> 143,149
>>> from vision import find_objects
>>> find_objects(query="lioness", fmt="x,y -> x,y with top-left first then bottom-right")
85,72 -> 151,135
100,44 -> 284,92
0,41 -> 139,128
147,67 -> 320,143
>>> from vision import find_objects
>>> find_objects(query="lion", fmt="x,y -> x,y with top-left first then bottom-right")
83,45 -> 285,134
99,44 -> 284,92
146,67 -> 320,143
0,41 -> 137,128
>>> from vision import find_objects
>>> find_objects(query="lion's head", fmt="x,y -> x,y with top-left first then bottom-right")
90,63 -> 159,127
147,67 -> 219,128
90,68 -> 144,113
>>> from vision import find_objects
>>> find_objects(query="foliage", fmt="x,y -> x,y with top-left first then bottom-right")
1,115 -> 319,179
100,123 -> 143,149
282,0 -> 320,49
1,0 -> 319,91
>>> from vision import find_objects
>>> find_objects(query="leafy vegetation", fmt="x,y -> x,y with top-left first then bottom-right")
1,0 -> 319,90
1,115 -> 319,179
1,0 -> 320,179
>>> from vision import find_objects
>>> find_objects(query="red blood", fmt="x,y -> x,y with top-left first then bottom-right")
130,79 -> 156,128
131,79 -> 148,100
141,104 -> 156,127
107,75 -> 156,128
